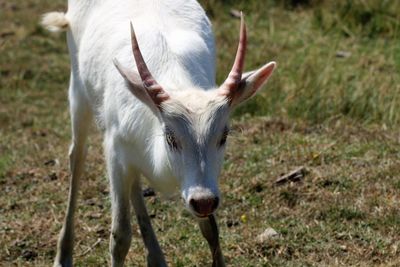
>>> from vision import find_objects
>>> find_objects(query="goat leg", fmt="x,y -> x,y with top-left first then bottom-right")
198,214 -> 225,267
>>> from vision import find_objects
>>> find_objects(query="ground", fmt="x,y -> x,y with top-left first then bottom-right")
1,0 -> 399,266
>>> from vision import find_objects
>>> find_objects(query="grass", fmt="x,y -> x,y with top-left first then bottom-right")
1,0 -> 400,266
210,0 -> 400,125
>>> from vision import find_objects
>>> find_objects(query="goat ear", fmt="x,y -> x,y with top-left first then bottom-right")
113,58 -> 160,114
222,61 -> 276,107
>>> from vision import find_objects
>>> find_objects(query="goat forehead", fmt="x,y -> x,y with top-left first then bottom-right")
162,89 -> 229,134
174,89 -> 223,112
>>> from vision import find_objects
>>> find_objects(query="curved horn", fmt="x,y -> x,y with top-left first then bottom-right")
220,12 -> 247,95
130,22 -> 169,105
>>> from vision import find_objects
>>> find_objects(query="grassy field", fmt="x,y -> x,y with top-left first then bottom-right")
1,0 -> 400,266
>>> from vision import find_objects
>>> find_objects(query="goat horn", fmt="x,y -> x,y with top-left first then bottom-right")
130,22 -> 169,105
220,12 -> 247,95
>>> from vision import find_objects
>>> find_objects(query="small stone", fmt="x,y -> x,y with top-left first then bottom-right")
336,50 -> 351,58
256,228 -> 281,243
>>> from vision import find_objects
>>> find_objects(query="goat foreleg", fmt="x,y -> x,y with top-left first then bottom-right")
131,180 -> 167,267
198,215 -> 225,267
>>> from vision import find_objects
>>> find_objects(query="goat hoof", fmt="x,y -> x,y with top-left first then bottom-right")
53,256 -> 73,267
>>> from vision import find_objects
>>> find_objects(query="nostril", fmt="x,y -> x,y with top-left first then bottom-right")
189,198 -> 197,211
212,197 -> 219,210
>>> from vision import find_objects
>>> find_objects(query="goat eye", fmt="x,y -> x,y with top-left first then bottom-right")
219,129 -> 229,147
165,130 -> 179,150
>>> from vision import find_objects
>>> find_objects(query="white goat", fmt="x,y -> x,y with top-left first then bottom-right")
42,0 -> 276,266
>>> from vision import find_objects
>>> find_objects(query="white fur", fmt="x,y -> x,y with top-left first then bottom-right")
43,1 -> 276,266
41,12 -> 69,32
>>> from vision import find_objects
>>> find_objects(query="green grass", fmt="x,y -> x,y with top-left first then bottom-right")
209,0 -> 400,125
1,0 -> 400,266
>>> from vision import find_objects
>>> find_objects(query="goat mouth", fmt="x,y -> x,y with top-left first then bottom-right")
193,212 -> 214,219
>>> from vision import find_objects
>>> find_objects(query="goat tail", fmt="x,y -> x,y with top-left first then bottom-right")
41,12 -> 69,32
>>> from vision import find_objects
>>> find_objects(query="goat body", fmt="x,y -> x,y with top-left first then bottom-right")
43,0 -> 276,266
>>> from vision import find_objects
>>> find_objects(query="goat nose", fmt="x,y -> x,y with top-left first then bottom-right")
189,196 -> 219,217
